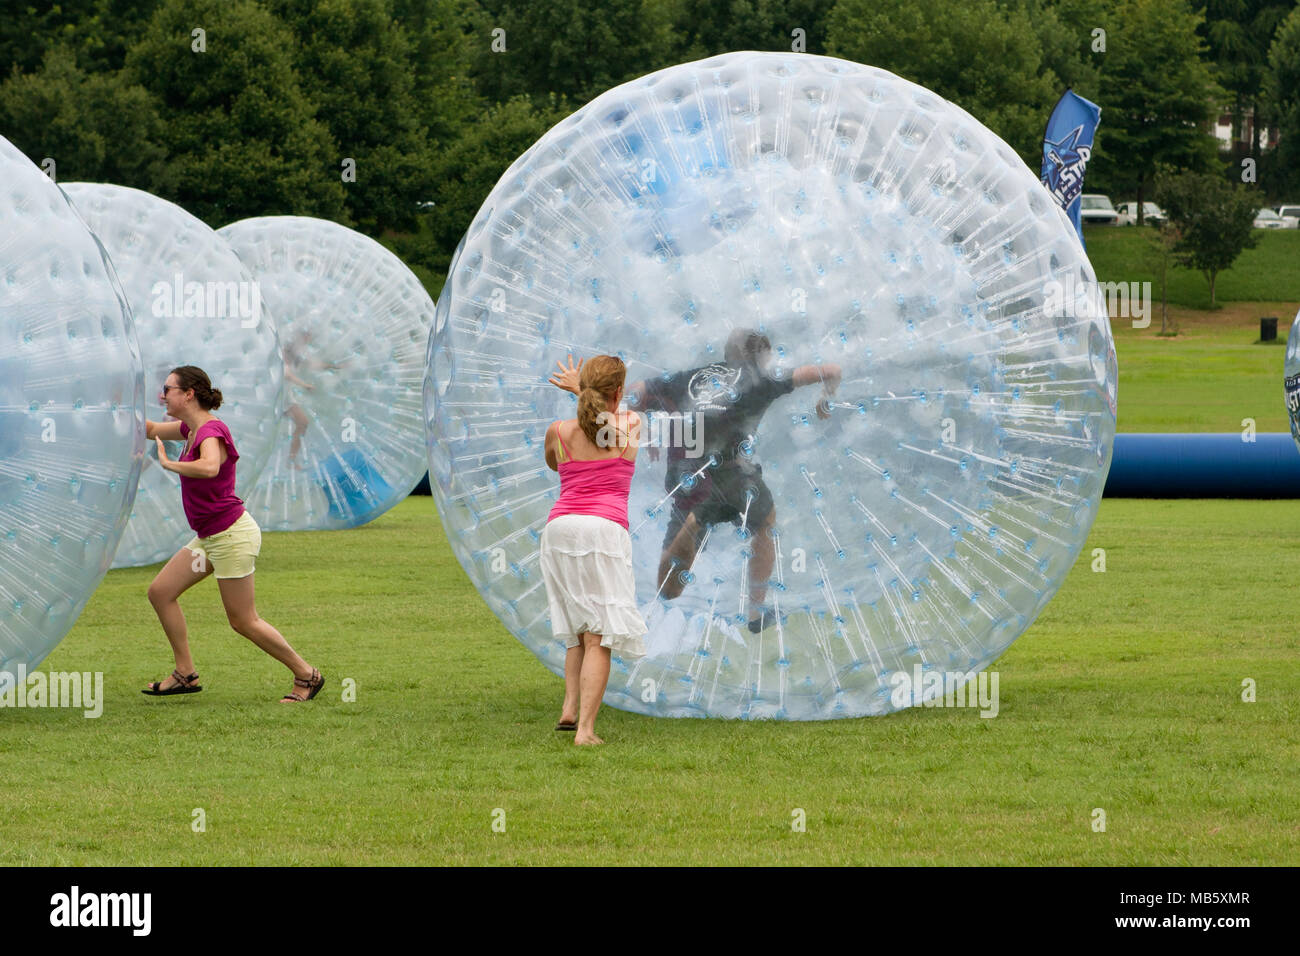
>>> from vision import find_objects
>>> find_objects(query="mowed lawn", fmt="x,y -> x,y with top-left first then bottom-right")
1084,226 -> 1300,311
1110,302 -> 1298,433
1,497 -> 1295,866
1081,227 -> 1299,433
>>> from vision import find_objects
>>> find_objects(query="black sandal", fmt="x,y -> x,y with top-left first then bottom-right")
142,669 -> 202,696
281,667 -> 324,702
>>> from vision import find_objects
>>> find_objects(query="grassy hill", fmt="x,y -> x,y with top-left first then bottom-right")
1083,226 -> 1300,310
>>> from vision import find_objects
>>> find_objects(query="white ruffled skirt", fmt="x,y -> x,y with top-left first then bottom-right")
540,514 -> 647,659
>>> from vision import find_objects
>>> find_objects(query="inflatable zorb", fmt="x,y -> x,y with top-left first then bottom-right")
1286,311 -> 1300,452
426,52 -> 1118,719
0,139 -> 145,677
219,217 -> 435,530
62,183 -> 284,568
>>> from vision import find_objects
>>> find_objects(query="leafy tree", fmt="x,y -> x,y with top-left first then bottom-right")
0,0 -> 159,75
1007,0 -> 1108,94
1264,3 -> 1300,196
411,94 -> 570,276
0,2 -> 90,75
1143,220 -> 1184,334
825,0 -> 1061,165
393,0 -> 485,145
660,0 -> 834,59
124,0 -> 346,225
1092,0 -> 1223,222
269,0 -> 436,233
1155,170 -> 1259,304
1195,0 -> 1294,166
0,44 -> 173,190
467,0 -> 663,107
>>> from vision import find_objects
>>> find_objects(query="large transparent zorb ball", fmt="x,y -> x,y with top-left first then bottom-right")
62,183 -> 284,567
1286,311 -> 1300,452
0,139 -> 145,677
219,217 -> 435,530
426,52 -> 1117,719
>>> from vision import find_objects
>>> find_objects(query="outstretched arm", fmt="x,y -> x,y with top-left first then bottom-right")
791,363 -> 842,419
791,363 -> 842,389
146,419 -> 184,441
285,367 -> 313,390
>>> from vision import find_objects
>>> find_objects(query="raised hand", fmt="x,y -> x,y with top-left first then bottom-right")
547,354 -> 584,394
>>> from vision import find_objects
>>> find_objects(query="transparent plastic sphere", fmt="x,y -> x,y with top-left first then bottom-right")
219,216 -> 435,530
425,52 -> 1118,719
62,183 -> 284,567
0,138 -> 145,676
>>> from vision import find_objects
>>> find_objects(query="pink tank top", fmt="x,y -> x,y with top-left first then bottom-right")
546,422 -> 636,530
178,419 -> 244,538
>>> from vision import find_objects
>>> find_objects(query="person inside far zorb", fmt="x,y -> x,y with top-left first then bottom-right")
627,328 -> 841,633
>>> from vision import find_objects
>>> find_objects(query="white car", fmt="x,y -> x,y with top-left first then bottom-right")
1079,194 -> 1119,225
1274,205 -> 1300,228
1116,201 -> 1166,226
1254,208 -> 1288,229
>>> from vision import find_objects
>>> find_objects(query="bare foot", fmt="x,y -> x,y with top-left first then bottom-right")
574,732 -> 604,746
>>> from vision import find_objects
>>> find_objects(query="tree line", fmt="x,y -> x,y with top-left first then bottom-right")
2,0 -> 1297,286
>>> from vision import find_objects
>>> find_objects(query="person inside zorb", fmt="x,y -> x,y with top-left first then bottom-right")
626,328 -> 841,633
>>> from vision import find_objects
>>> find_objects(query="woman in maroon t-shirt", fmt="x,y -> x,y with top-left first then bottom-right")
142,365 -> 323,702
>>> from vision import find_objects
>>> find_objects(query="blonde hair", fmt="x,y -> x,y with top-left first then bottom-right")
576,355 -> 626,447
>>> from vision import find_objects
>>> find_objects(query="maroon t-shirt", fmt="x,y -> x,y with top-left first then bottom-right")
178,419 -> 244,537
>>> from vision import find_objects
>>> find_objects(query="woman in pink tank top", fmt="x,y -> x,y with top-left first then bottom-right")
142,365 -> 323,703
541,354 -> 647,745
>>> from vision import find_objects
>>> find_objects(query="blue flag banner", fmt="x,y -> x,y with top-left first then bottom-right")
1040,89 -> 1102,246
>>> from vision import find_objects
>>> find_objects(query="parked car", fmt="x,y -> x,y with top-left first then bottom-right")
1254,208 -> 1288,229
1274,205 -> 1300,228
1116,201 -> 1167,227
1079,194 -> 1119,225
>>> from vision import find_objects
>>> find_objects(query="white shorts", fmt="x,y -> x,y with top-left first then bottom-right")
539,514 -> 647,659
184,511 -> 261,579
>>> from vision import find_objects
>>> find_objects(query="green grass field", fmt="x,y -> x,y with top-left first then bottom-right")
1081,226 -> 1299,433
3,496 -> 1295,866
3,224 -> 1291,867
1110,303 -> 1298,432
